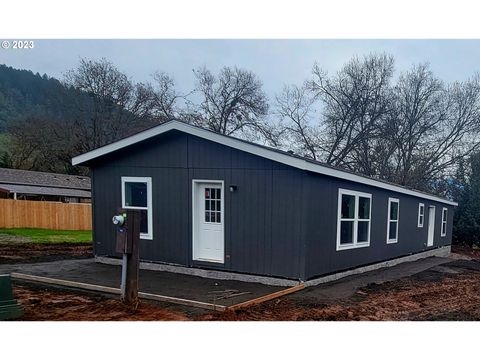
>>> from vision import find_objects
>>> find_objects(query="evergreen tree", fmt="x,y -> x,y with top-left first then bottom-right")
453,152 -> 480,246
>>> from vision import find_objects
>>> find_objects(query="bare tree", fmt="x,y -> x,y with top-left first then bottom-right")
274,84 -> 321,159
383,64 -> 446,186
384,65 -> 480,190
273,55 -> 480,195
189,66 -> 272,142
6,58 -> 184,174
6,54 -> 480,191
64,58 -> 155,154
308,54 -> 394,175
136,71 -> 184,122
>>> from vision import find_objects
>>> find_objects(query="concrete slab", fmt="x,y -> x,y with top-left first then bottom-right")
0,252 -> 468,311
0,259 -> 286,307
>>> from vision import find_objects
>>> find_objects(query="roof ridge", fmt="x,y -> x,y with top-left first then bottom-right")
71,120 -> 457,206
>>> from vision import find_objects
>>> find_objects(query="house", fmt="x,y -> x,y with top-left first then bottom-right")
72,120 -> 456,282
0,168 -> 91,203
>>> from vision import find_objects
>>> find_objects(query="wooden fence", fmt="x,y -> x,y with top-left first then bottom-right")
0,199 -> 92,230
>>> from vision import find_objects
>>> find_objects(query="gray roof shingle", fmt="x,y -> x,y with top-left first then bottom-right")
0,168 -> 91,190
0,183 -> 91,198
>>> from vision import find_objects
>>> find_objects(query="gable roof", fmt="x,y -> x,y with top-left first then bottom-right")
72,120 -> 457,206
0,167 -> 91,190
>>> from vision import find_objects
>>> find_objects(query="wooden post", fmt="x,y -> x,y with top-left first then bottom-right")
123,209 -> 141,305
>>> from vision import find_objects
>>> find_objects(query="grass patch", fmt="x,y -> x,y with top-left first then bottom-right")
0,228 -> 92,244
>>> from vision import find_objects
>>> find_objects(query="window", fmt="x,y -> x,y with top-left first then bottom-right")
387,198 -> 399,244
336,189 -> 372,250
441,207 -> 448,237
204,187 -> 222,223
121,177 -> 153,240
418,203 -> 424,227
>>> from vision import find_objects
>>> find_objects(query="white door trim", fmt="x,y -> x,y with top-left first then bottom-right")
427,206 -> 436,247
192,179 -> 225,263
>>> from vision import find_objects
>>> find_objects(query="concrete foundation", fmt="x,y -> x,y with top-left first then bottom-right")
96,256 -> 300,287
96,245 -> 451,287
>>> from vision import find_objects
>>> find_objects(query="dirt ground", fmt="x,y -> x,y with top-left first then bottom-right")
7,253 -> 480,321
0,233 -> 92,264
199,265 -> 480,321
13,283 -> 190,321
4,244 -> 480,321
451,244 -> 480,260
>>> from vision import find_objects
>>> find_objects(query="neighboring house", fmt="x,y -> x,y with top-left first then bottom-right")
72,120 -> 456,281
0,168 -> 91,203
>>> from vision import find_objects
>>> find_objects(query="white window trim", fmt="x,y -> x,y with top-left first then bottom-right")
336,188 -> 372,251
121,176 -> 153,240
441,207 -> 448,237
387,198 -> 400,244
418,203 -> 425,228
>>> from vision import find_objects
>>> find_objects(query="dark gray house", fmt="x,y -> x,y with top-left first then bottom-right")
72,120 -> 456,281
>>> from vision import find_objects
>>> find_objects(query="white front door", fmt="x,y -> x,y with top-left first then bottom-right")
427,206 -> 435,247
192,181 -> 224,263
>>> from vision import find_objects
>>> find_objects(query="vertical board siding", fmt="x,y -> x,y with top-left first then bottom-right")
92,165 -> 190,266
269,169 -> 304,278
0,198 -> 91,230
229,169 -> 270,275
92,131 -> 305,279
303,172 -> 454,280
90,130 -> 454,281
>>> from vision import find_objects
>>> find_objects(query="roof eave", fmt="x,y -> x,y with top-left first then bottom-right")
71,120 -> 458,206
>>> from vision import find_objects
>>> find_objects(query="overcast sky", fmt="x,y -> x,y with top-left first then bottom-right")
1,39 -> 480,99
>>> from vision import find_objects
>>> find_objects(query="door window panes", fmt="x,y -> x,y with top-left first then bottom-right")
204,187 -> 222,224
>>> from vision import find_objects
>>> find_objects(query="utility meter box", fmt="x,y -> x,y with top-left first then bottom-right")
113,209 -> 140,254
115,226 -> 132,254
111,208 -> 141,303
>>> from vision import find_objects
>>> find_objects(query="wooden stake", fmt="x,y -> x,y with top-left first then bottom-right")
227,284 -> 305,311
123,209 -> 141,305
